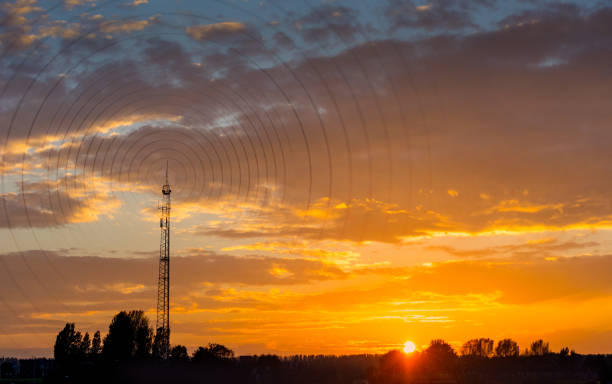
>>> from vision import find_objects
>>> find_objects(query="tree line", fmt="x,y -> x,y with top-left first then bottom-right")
53,310 -> 235,368
370,339 -> 609,384
48,310 -> 611,384
458,337 -> 565,358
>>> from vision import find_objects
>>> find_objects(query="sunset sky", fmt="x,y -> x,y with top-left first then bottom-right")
1,0 -> 612,358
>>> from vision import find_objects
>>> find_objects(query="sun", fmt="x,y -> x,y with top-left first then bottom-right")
403,341 -> 416,354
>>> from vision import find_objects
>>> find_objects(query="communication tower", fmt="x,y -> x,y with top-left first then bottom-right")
156,162 -> 171,359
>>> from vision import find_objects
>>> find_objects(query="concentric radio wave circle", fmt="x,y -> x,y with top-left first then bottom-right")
0,0 -> 434,344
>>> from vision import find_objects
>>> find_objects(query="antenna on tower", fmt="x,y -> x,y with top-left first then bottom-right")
165,160 -> 168,185
155,160 -> 171,359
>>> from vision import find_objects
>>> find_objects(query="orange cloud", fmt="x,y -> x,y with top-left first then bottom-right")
3,249 -> 612,356
0,176 -> 120,228
488,199 -> 564,214
64,0 -> 95,9
222,241 -> 360,263
186,22 -> 247,40
99,17 -> 156,34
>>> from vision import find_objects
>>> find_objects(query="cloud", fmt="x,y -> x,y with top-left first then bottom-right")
126,0 -> 148,6
222,240 -> 361,264
385,0 -> 478,31
3,0 -> 612,358
0,249 -> 347,295
496,2 -> 581,29
0,249 -> 348,332
186,22 -> 247,40
295,4 -> 365,45
63,0 -> 95,10
427,238 -> 600,259
0,177 -> 120,228
191,197 -> 451,243
98,17 -> 156,34
406,255 -> 612,304
4,3 -> 612,243
273,31 -> 295,50
2,250 -> 612,356
325,254 -> 612,308
36,21 -> 81,40
0,0 -> 43,49
1,0 -> 41,22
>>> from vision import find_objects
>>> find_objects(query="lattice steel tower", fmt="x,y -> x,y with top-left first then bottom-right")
156,162 -> 171,359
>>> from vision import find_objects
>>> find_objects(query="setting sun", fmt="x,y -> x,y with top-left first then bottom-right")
403,341 -> 416,354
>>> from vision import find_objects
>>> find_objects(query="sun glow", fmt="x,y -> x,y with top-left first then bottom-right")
403,341 -> 416,354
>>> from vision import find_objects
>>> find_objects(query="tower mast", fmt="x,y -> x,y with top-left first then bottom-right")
156,161 -> 171,359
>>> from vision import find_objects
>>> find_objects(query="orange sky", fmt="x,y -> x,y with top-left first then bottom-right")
1,0 -> 612,358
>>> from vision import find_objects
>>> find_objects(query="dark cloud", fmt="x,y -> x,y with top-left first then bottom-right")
496,2 -> 582,28
185,21 -> 275,60
297,4 -> 364,44
273,31 -> 295,50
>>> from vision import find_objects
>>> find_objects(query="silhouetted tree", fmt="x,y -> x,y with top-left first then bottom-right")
80,332 -> 91,356
257,354 -> 282,367
495,339 -> 519,357
425,339 -> 457,360
170,345 -> 189,362
46,316 -> 606,384
54,323 -> 86,367
208,343 -> 234,359
529,339 -> 550,356
560,347 -> 570,357
461,338 -> 494,357
422,339 -> 457,376
102,310 -> 153,361
192,343 -> 234,364
91,330 -> 102,357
